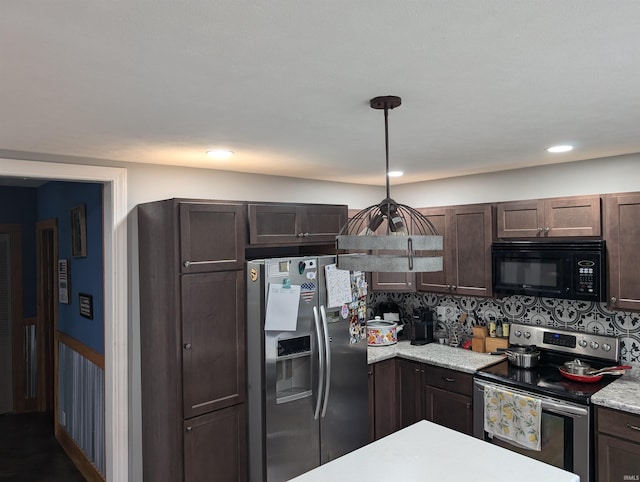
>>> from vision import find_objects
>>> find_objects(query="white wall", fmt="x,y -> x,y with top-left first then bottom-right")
396,153 -> 640,207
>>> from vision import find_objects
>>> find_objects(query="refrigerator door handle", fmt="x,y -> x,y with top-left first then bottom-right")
320,305 -> 332,418
313,306 -> 325,420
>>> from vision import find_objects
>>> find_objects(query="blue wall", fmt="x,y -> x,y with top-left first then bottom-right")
0,187 -> 38,318
38,182 -> 104,354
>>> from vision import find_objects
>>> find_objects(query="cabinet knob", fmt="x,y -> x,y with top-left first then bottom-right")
184,343 -> 192,350
183,260 -> 191,268
407,282 -> 412,287
544,226 -> 550,233
610,297 -> 617,304
537,227 -> 543,233
186,426 -> 193,432
452,285 -> 457,291
443,377 -> 456,383
627,423 -> 640,432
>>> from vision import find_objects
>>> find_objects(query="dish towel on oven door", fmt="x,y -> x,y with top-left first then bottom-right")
484,385 -> 542,451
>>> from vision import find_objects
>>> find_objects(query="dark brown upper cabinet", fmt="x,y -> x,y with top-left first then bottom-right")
248,202 -> 347,245
605,193 -> 640,311
179,201 -> 246,273
417,204 -> 493,297
497,195 -> 601,238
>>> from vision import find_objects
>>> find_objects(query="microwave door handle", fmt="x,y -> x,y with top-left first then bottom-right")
313,306 -> 325,420
320,305 -> 331,418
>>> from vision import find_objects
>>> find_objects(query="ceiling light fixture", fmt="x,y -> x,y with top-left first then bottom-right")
336,95 -> 443,273
206,149 -> 234,159
547,145 -> 573,153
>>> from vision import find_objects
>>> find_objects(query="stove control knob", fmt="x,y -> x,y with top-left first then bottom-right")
524,332 -> 531,339
514,330 -> 522,338
578,339 -> 588,348
590,341 -> 600,350
602,343 -> 612,352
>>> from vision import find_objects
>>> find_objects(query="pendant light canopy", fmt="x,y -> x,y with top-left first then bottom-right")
336,95 -> 443,272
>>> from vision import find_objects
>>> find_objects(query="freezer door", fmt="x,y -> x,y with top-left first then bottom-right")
263,257 -> 323,481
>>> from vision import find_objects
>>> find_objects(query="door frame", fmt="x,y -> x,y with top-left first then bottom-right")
36,218 -> 57,413
0,158 -> 128,482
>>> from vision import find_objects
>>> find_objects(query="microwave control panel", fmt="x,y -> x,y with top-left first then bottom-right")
575,258 -> 597,295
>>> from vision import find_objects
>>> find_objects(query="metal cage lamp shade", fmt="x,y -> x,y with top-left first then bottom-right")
336,96 -> 443,272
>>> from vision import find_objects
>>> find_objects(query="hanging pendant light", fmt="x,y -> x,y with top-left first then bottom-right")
336,95 -> 443,272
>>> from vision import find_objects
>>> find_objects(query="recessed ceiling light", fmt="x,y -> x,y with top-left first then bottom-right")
547,145 -> 573,153
206,149 -> 234,159
388,171 -> 403,177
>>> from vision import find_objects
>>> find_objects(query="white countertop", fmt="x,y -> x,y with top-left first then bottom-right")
290,420 -> 580,482
368,340 -> 505,373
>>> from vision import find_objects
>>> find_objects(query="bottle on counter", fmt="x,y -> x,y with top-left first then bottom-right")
502,320 -> 510,338
496,319 -> 503,338
488,317 -> 497,337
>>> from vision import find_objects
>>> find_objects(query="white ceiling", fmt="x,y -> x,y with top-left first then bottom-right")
2,1 -> 640,186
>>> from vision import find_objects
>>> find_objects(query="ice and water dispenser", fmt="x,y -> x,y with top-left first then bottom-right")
276,335 -> 312,404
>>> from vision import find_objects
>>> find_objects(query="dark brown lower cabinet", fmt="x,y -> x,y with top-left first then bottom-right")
396,359 -> 423,428
423,365 -> 473,436
184,405 -> 247,482
596,407 -> 640,482
369,358 -> 473,440
371,359 -> 398,440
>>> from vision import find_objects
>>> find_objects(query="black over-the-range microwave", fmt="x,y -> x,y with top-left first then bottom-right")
491,240 -> 606,301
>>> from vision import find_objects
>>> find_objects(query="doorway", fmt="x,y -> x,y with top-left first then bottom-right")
0,158 -> 128,482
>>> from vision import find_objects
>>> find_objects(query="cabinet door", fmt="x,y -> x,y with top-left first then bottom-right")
183,405 -> 247,482
497,200 -> 543,238
416,208 -> 449,293
597,434 -> 640,482
424,385 -> 473,436
605,194 -> 640,311
545,195 -> 601,237
450,205 -> 493,297
369,211 -> 416,292
368,364 -> 375,443
302,204 -> 347,243
248,203 -> 301,245
370,271 -> 415,292
372,359 -> 398,440
179,203 -> 245,273
182,271 -> 245,418
396,359 -> 423,429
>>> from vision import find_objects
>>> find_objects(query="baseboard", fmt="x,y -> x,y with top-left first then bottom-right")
56,423 -> 105,482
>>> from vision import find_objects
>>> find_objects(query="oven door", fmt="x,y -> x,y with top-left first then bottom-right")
473,379 -> 591,482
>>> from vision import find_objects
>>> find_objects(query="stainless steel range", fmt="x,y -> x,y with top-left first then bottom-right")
473,323 -> 622,482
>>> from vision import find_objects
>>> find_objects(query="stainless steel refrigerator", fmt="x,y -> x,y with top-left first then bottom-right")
246,255 -> 368,482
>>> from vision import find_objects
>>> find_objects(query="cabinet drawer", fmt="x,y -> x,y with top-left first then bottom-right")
424,365 -> 472,397
597,407 -> 640,444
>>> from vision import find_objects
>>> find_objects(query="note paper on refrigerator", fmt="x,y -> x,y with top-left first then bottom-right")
264,284 -> 301,331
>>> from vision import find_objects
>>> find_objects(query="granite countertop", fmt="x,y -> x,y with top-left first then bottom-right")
367,340 -> 505,374
291,420 -> 579,482
591,364 -> 640,415
369,341 -> 640,415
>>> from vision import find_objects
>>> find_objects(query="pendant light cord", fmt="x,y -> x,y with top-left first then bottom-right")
384,103 -> 390,200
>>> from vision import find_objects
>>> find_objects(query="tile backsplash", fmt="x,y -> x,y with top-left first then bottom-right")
368,292 -> 640,363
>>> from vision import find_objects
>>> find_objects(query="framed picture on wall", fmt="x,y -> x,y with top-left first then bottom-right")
71,204 -> 87,257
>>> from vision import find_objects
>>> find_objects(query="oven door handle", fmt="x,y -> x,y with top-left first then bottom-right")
540,399 -> 588,417
474,379 -> 588,417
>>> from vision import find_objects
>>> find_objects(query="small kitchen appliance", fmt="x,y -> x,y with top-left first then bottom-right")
410,307 -> 434,345
492,240 -> 606,301
474,323 -> 622,482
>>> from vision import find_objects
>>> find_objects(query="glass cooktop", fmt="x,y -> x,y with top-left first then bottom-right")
476,354 -> 619,404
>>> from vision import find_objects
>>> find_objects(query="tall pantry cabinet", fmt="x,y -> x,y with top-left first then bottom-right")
138,199 -> 247,482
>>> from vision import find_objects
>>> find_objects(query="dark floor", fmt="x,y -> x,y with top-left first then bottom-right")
0,412 -> 86,481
